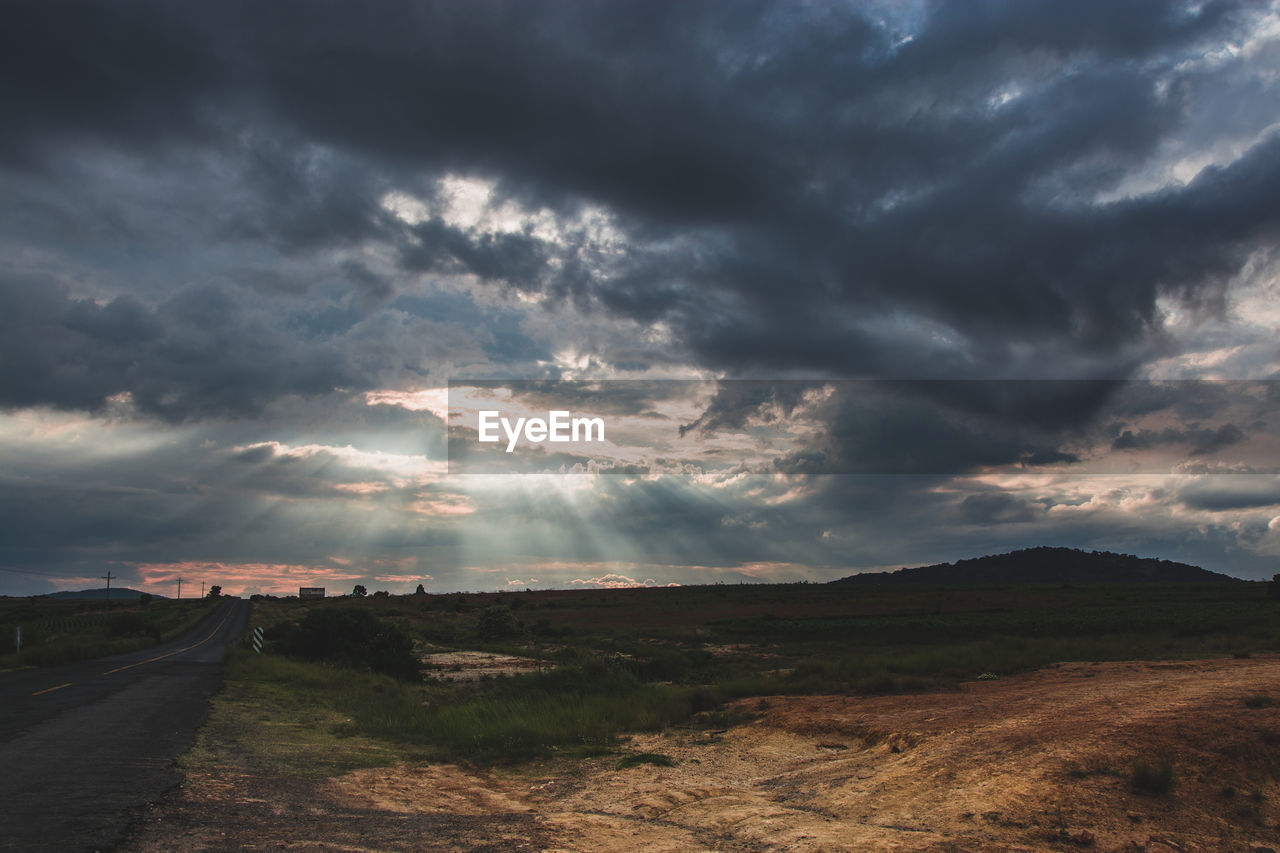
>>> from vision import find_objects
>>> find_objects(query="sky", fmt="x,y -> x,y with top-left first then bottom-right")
3,0 -> 1280,596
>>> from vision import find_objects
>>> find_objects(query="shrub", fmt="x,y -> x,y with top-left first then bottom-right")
618,753 -> 675,769
477,604 -> 521,641
270,607 -> 421,681
107,611 -> 161,641
1130,758 -> 1175,796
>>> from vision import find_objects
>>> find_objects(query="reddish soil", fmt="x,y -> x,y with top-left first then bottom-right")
121,655 -> 1280,852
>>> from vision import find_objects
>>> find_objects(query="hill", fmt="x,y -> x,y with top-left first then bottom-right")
42,587 -> 165,600
832,546 -> 1239,585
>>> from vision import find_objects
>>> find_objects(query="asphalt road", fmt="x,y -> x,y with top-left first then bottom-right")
0,597 -> 249,852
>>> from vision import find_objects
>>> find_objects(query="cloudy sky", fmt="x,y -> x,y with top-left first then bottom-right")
3,0 -> 1280,596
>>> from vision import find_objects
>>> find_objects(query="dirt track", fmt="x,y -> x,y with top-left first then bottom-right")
121,654 -> 1280,852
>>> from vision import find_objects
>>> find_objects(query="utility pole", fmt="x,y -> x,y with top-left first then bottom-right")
177,577 -> 182,600
201,581 -> 205,599
101,571 -> 114,615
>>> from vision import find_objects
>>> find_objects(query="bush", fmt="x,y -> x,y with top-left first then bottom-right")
477,605 -> 521,641
270,607 -> 421,681
618,752 -> 675,769
107,611 -> 161,641
393,666 -> 709,762
1130,758 -> 1175,796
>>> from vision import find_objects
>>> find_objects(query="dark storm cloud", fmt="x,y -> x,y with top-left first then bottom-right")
775,385 -> 1084,475
399,219 -> 552,289
0,275 -> 356,419
678,381 -> 820,437
688,379 -> 1127,437
5,0 -> 1275,401
773,380 -> 1279,474
1112,423 -> 1247,455
6,0 -> 1280,592
681,380 -> 1099,475
957,492 -> 1042,525
225,136 -> 395,253
0,1 -> 223,162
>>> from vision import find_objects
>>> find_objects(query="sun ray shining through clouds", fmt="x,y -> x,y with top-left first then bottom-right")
2,0 -> 1280,594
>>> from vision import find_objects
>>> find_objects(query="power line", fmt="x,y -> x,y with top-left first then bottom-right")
0,567 -> 66,577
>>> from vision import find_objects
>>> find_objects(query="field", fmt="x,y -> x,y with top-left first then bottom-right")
0,595 -> 218,670
120,581 -> 1280,851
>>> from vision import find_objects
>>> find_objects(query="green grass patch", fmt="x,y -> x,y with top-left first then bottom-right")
349,665 -> 719,763
187,651 -> 412,778
226,646 -> 722,766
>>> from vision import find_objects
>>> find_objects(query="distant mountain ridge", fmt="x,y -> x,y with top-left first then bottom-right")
832,547 -> 1239,585
42,588 -> 164,600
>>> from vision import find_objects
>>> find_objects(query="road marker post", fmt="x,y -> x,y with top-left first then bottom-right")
252,626 -> 264,654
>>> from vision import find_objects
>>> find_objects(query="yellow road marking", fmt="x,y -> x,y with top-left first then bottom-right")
102,606 -> 234,675
28,603 -> 237,695
31,682 -> 72,696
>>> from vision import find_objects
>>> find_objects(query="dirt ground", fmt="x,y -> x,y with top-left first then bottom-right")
423,650 -> 543,681
120,655 -> 1280,852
